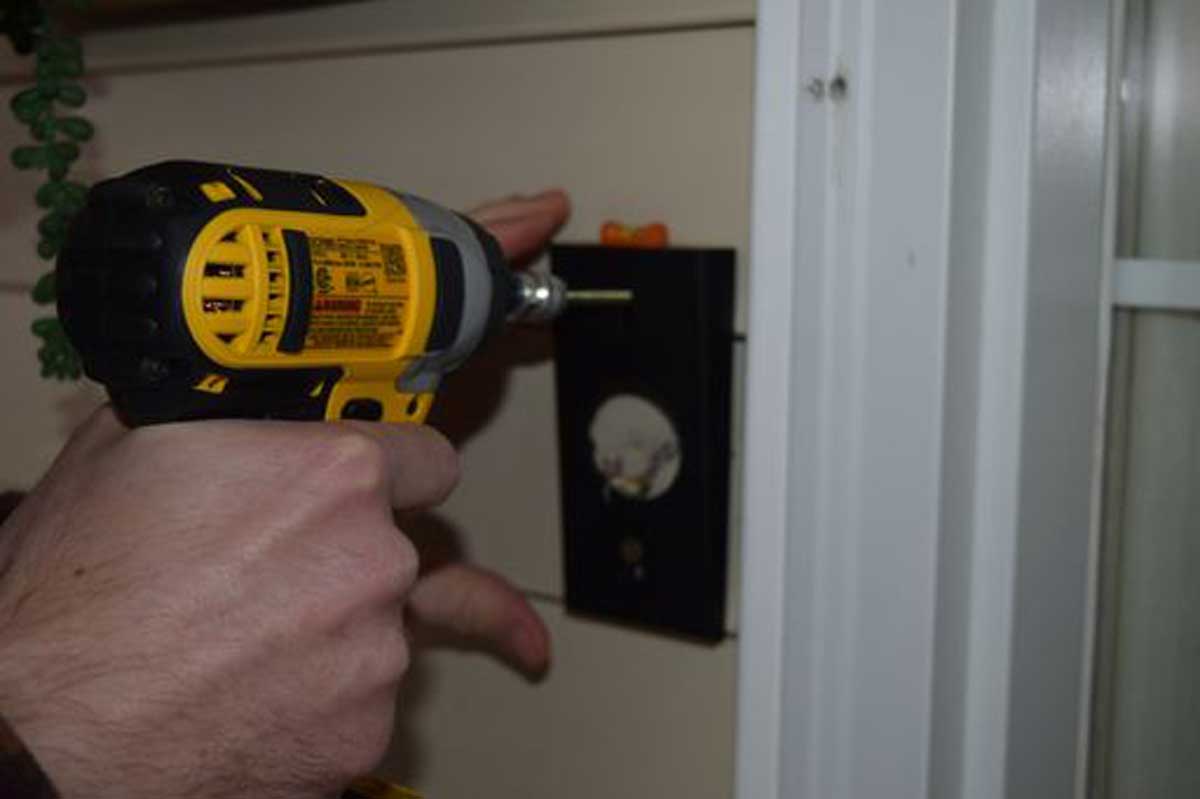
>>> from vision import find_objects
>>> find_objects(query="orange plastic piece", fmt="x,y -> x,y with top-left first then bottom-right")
600,221 -> 670,249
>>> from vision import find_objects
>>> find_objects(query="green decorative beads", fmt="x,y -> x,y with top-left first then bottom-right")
31,316 -> 81,379
6,0 -> 92,380
31,271 -> 56,305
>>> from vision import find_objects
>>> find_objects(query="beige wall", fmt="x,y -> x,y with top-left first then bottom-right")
0,9 -> 752,797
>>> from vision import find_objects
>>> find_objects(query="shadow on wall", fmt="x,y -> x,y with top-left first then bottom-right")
383,511 -> 550,787
379,326 -> 555,783
388,655 -> 436,788
383,511 -> 461,786
427,325 -> 552,447
0,492 -> 23,521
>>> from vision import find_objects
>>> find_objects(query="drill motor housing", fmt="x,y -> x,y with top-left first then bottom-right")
57,161 -> 513,425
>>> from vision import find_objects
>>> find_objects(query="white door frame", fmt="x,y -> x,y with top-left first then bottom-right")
736,0 -> 1113,796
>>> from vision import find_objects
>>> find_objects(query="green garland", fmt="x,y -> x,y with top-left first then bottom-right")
3,0 -> 91,379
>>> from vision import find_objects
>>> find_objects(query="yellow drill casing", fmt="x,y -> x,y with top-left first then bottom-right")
57,161 -> 512,426
180,179 -> 439,423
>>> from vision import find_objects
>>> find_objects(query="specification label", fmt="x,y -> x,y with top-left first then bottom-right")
305,236 -> 409,351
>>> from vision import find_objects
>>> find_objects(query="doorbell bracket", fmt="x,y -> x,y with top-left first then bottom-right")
551,244 -> 734,641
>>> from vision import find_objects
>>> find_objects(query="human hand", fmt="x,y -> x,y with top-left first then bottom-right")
468,188 -> 571,268
0,411 -> 458,799
0,188 -> 570,799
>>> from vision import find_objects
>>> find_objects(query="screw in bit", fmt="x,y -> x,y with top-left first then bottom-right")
565,289 -> 634,305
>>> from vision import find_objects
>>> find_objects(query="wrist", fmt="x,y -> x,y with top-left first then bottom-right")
0,710 -> 60,798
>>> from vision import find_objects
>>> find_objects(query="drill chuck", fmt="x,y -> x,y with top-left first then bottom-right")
505,272 -> 635,323
507,271 -> 568,324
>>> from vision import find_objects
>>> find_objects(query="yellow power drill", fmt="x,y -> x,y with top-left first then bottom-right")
57,160 -> 619,426
56,162 -> 634,796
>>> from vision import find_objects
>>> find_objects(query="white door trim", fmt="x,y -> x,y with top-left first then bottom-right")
738,0 -> 958,796
733,0 -> 805,793
737,0 -> 1113,796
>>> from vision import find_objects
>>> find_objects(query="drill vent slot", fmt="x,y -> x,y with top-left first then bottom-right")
205,263 -> 245,278
196,223 -> 290,356
203,299 -> 245,312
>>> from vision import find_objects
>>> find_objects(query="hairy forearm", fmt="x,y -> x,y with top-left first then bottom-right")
0,491 -> 58,798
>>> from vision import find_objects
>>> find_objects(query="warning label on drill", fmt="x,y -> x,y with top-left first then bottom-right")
305,236 -> 410,351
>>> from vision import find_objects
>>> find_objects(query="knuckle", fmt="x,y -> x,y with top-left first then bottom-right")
359,527 -> 419,598
374,628 -> 412,685
317,429 -> 388,497
390,533 -> 420,592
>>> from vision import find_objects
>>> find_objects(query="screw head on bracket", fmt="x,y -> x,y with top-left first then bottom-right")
829,73 -> 849,101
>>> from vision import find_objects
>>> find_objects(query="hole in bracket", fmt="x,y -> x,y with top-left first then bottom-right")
588,393 -> 682,502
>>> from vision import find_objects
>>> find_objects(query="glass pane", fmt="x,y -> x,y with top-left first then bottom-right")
1093,310 -> 1200,798
1093,0 -> 1200,795
1118,0 -> 1200,261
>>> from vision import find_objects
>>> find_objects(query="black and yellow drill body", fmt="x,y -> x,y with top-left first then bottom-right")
57,161 -> 514,426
